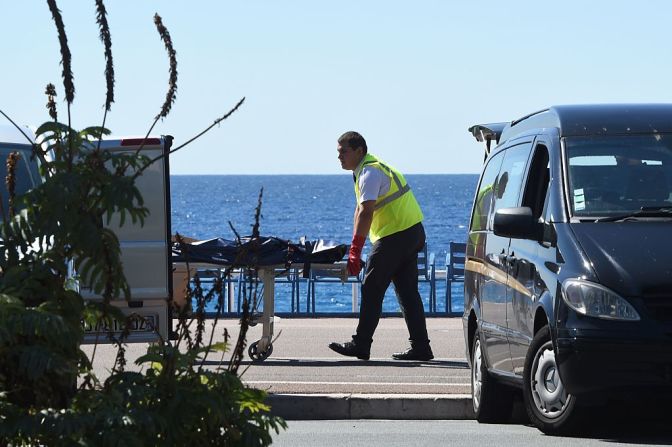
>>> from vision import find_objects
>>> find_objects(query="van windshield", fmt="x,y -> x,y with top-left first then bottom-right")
565,134 -> 672,218
0,145 -> 40,214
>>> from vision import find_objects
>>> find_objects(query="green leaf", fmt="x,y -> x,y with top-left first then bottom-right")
135,353 -> 165,365
35,121 -> 72,137
0,293 -> 22,307
208,342 -> 229,353
79,126 -> 111,140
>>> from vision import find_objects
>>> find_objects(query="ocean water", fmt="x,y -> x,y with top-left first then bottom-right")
171,174 -> 478,314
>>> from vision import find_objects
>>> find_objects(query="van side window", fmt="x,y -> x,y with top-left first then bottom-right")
491,142 -> 532,224
470,150 -> 504,232
521,144 -> 550,220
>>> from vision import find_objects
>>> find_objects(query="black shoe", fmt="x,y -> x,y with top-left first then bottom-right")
392,346 -> 434,361
328,341 -> 370,360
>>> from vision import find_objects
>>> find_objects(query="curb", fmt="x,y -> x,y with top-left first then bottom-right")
267,393 -> 475,420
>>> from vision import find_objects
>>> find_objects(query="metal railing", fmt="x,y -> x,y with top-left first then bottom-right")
177,263 -> 465,318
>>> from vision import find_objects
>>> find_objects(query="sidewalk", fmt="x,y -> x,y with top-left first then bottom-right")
83,317 -> 475,419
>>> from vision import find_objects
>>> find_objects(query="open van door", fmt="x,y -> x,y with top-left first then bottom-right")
81,136 -> 173,343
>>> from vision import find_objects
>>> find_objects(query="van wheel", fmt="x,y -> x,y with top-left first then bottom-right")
523,326 -> 580,434
471,330 -> 513,422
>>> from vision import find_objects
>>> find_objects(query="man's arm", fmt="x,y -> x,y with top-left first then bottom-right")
347,200 -> 375,276
353,200 -> 375,238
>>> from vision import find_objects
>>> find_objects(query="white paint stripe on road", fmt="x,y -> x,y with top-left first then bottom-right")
245,380 -> 471,387
245,357 -> 468,362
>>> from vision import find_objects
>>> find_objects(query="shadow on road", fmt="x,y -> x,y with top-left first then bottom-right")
505,392 -> 672,443
569,402 -> 672,444
205,358 -> 469,369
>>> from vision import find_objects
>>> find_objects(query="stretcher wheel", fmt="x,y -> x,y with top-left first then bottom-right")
249,314 -> 260,327
248,340 -> 273,362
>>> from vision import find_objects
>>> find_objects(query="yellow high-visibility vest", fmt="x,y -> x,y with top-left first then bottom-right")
354,153 -> 423,243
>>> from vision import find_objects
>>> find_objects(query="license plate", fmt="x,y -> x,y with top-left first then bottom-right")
82,314 -> 157,334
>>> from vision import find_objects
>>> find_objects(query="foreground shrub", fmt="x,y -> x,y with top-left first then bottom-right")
0,1 -> 285,445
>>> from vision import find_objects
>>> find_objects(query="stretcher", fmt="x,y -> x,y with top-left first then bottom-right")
245,261 -> 349,361
172,236 -> 348,362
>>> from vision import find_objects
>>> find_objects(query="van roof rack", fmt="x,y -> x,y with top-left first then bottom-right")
468,122 -> 508,161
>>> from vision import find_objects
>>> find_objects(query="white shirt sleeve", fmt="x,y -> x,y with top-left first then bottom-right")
358,166 -> 391,204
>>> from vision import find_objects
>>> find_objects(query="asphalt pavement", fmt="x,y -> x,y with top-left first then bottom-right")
83,316 -> 475,419
270,420 -> 672,447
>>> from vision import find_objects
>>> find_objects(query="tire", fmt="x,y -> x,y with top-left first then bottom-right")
471,330 -> 514,423
522,326 -> 580,435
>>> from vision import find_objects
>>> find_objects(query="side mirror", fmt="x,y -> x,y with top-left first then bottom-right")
493,207 -> 540,240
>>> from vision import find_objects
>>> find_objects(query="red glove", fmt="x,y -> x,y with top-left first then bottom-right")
347,234 -> 366,276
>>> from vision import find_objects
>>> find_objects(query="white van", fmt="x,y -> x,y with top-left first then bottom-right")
0,125 -> 173,343
81,136 -> 173,343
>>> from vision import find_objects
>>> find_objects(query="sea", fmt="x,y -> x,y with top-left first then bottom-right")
170,174 -> 478,315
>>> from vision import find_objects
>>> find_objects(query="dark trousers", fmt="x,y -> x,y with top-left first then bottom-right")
354,222 -> 430,347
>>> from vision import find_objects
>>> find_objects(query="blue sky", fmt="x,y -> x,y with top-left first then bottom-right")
2,1 -> 671,174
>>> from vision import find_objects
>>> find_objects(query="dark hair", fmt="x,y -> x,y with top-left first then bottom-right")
495,171 -> 508,199
338,131 -> 367,154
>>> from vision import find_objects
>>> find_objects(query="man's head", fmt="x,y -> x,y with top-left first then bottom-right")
337,131 -> 367,171
495,172 -> 508,199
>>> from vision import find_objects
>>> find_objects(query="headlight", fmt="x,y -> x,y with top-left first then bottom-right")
561,279 -> 640,321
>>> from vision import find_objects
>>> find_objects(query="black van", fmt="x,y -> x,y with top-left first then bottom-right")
464,104 -> 672,434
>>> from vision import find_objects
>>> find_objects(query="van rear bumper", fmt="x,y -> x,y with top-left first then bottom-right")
556,335 -> 672,396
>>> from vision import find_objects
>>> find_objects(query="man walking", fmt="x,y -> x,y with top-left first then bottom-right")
329,131 -> 433,361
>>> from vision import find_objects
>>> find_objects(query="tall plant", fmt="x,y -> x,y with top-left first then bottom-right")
0,1 -> 284,445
